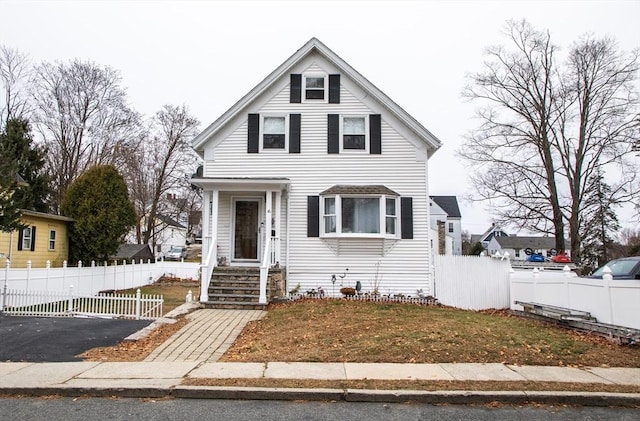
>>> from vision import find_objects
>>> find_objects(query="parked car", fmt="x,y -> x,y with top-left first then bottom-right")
527,253 -> 546,262
551,253 -> 571,264
165,245 -> 187,261
587,256 -> 640,280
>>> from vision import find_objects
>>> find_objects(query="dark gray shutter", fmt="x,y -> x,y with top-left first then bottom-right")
370,114 -> 381,154
290,74 -> 302,103
248,113 -> 259,153
327,114 -> 339,154
329,74 -> 340,104
30,226 -> 36,251
17,228 -> 23,251
307,196 -> 320,237
289,114 -> 301,153
400,197 -> 413,239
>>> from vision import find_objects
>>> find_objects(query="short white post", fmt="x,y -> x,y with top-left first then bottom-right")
45,260 -> 51,291
563,265 -> 572,308
135,288 -> 141,320
532,268 -> 539,303
62,260 -> 68,290
26,260 -> 31,291
67,285 -> 74,315
186,290 -> 193,303
603,266 -> 614,324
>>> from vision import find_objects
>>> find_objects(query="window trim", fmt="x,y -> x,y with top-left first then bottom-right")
340,115 -> 370,153
321,194 -> 398,239
22,226 -> 33,251
48,229 -> 56,251
302,74 -> 328,103
259,114 -> 289,152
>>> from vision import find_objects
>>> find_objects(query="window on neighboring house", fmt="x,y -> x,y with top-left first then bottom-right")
263,116 -> 286,149
48,230 -> 56,251
304,75 -> 326,100
515,249 -> 520,258
448,222 -> 454,233
18,226 -> 35,251
321,195 -> 398,237
342,117 -> 367,150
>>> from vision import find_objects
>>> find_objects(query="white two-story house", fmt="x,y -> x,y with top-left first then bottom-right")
191,38 -> 442,305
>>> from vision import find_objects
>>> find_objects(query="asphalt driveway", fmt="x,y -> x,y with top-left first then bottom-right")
0,314 -> 151,362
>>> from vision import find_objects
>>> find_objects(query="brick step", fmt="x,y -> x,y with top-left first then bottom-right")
212,273 -> 260,281
209,286 -> 259,295
201,301 -> 267,310
208,293 -> 260,303
210,280 -> 259,288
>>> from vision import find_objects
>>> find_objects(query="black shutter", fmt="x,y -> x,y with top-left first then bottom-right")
247,113 -> 259,153
307,196 -> 320,237
329,74 -> 340,104
290,74 -> 302,103
30,226 -> 36,251
17,228 -> 23,251
370,114 -> 381,154
327,114 -> 339,154
401,197 -> 413,239
289,114 -> 301,153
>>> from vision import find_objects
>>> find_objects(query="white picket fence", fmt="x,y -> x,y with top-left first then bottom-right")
2,287 -> 163,320
510,268 -> 640,330
1,259 -> 200,296
432,254 -> 512,310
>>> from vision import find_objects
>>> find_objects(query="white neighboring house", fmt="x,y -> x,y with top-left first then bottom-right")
472,224 -> 510,250
487,236 -> 561,260
190,38 -> 443,303
429,196 -> 462,255
126,214 -> 188,259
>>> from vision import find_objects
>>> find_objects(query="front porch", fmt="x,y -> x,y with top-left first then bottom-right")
190,177 -> 290,305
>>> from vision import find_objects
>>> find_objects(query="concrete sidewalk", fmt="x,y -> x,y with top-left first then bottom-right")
0,361 -> 639,406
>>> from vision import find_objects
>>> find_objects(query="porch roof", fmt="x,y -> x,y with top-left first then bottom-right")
190,177 -> 290,192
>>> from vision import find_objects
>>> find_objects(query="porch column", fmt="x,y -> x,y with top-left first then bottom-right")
259,191 -> 273,304
274,190 -> 282,265
200,189 -> 218,302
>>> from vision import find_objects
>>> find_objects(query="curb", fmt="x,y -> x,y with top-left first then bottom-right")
2,386 -> 640,407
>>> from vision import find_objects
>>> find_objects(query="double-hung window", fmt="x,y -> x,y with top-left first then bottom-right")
342,117 -> 367,150
303,75 -> 326,100
322,194 -> 398,238
48,230 -> 56,251
22,227 -> 32,250
263,116 -> 286,149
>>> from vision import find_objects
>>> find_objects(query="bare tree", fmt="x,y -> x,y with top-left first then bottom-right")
31,60 -> 142,212
0,45 -> 31,129
124,104 -> 200,251
459,20 -> 640,263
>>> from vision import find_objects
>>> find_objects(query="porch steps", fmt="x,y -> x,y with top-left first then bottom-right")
202,267 -> 266,310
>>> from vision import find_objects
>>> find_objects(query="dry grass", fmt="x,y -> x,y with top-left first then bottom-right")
119,282 -> 197,313
221,299 -> 640,367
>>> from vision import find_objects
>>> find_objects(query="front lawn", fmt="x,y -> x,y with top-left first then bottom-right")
221,299 -> 640,367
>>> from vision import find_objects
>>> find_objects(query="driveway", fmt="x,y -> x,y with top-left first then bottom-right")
0,314 -> 150,362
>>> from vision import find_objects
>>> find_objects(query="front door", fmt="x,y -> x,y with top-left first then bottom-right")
232,198 -> 261,262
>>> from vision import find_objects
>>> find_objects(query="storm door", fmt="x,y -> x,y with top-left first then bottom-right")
232,198 -> 262,261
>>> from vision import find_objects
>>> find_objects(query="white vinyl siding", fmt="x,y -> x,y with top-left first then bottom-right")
202,55 -> 431,296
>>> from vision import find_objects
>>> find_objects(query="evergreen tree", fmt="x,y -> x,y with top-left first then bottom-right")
0,119 -> 49,212
0,142 -> 22,232
61,165 -> 136,263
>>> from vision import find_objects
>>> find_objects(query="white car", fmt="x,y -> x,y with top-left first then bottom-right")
165,246 -> 187,261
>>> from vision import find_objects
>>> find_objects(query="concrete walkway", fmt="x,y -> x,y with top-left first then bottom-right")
144,309 -> 266,362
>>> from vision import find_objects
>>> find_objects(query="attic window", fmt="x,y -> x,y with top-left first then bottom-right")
304,75 -> 326,101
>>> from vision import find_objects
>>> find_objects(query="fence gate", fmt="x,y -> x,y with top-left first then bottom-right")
1,287 -> 163,320
432,255 -> 512,310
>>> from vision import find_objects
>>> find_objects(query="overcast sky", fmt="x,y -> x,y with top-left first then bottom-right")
1,0 -> 639,234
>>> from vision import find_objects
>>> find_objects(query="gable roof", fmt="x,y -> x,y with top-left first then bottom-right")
111,244 -> 154,260
192,37 -> 442,154
320,185 -> 399,196
157,214 -> 186,229
430,196 -> 461,218
494,236 -> 557,250
21,209 -> 74,223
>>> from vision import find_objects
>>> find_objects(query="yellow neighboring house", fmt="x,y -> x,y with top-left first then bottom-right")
0,210 -> 74,268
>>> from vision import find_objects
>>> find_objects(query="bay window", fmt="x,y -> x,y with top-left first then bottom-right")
322,195 -> 398,237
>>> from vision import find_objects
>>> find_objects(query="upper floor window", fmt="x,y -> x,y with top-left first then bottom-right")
448,222 -> 454,233
263,116 -> 286,149
304,75 -> 326,100
48,230 -> 56,251
343,117 -> 366,150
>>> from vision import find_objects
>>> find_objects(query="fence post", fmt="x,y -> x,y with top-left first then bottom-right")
2,259 -> 10,311
62,260 -> 68,290
26,260 -> 31,291
113,259 -> 118,291
563,265 -> 572,308
67,285 -> 74,315
532,268 -> 539,303
45,260 -> 50,291
136,288 -> 141,320
77,261 -> 82,295
603,266 -> 614,324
